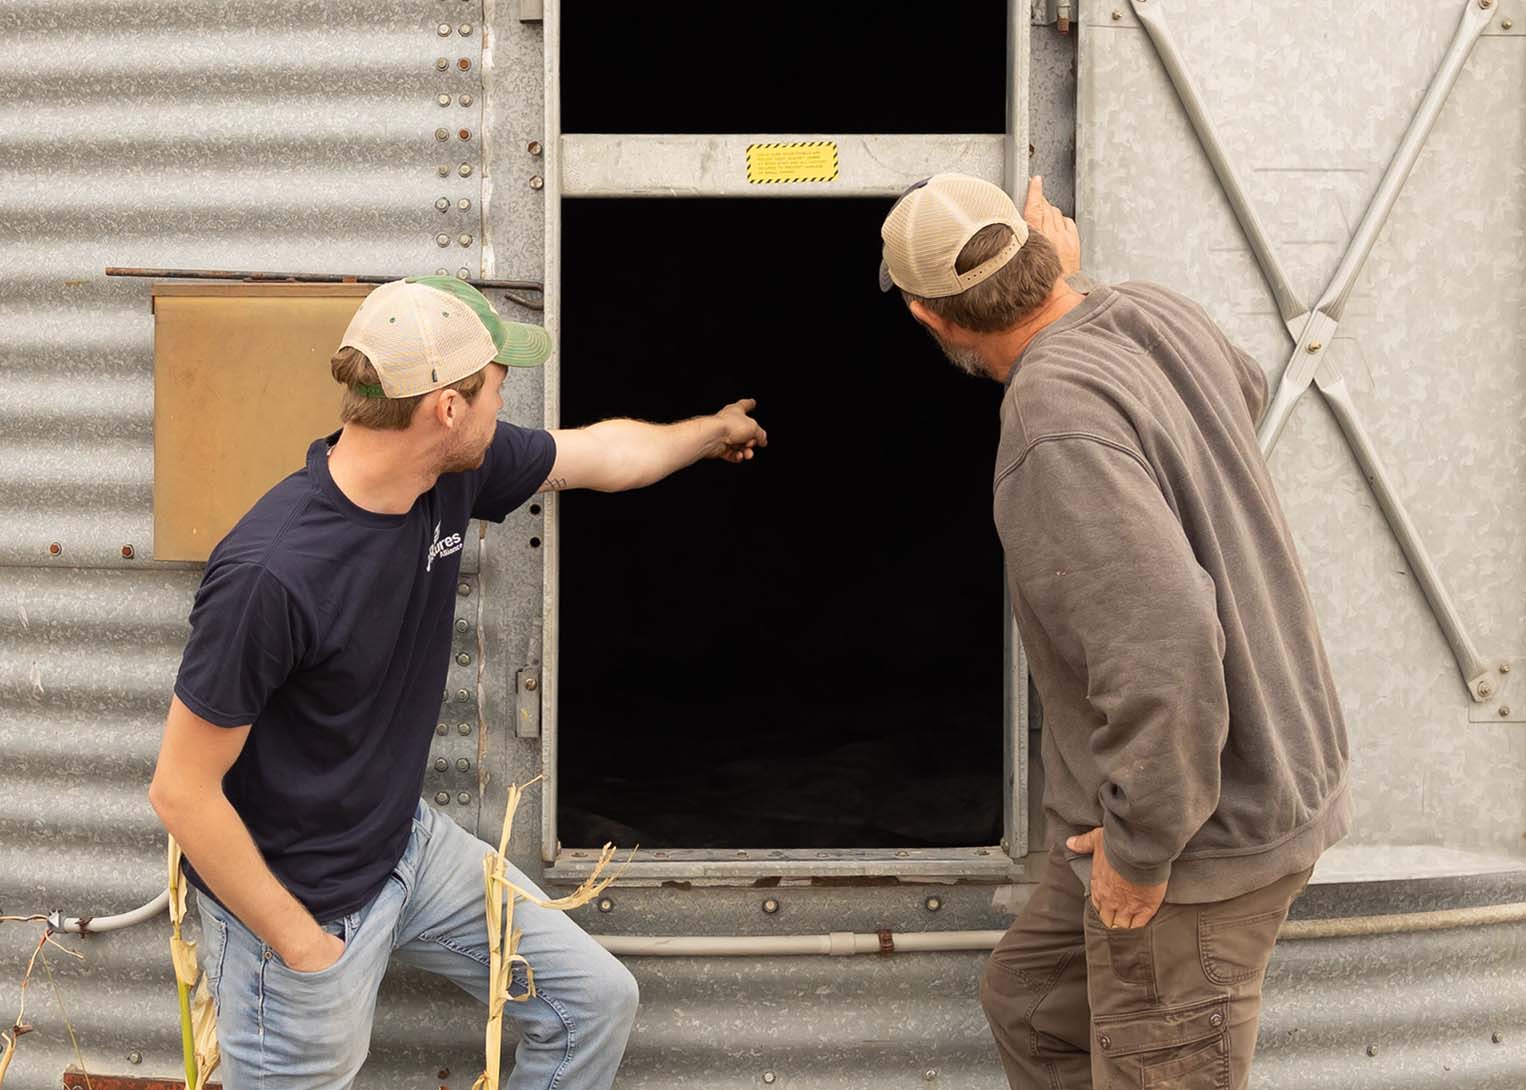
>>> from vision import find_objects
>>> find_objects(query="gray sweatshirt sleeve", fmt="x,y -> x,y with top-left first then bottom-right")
996,436 -> 1231,885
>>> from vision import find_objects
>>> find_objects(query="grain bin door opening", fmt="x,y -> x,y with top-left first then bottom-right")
555,199 -> 1011,864
542,0 -> 1031,880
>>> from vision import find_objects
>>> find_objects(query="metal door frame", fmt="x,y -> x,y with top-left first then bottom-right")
537,0 -> 1035,882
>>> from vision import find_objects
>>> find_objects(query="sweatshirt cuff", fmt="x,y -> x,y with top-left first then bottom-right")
1102,840 -> 1173,887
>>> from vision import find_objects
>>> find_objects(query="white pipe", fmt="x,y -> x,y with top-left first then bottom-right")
1278,900 -> 1526,941
48,888 -> 170,934
594,902 -> 1526,957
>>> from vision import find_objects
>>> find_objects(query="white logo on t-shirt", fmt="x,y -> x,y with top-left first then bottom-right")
427,521 -> 465,572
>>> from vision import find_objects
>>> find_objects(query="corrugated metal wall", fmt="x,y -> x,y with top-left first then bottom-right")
2,2 -> 1524,1089
0,1 -> 508,1084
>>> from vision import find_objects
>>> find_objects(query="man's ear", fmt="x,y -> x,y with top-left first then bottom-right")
426,389 -> 456,428
906,298 -> 947,336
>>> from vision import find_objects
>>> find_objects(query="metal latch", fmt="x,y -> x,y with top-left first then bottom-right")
515,667 -> 541,738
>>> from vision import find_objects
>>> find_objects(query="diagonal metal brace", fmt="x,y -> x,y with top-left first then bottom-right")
1128,0 -> 1500,701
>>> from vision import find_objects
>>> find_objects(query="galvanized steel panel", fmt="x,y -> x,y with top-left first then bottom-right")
1076,0 -> 1526,868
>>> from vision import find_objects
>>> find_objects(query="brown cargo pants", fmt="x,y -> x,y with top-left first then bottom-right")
979,852 -> 1311,1090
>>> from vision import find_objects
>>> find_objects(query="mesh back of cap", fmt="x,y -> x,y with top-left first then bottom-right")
882,174 -> 1027,298
341,281 -> 496,396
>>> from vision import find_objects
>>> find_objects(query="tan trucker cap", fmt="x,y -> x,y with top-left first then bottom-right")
878,174 -> 1029,299
339,276 -> 551,398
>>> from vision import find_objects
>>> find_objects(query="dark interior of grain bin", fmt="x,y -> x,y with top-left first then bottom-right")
557,198 -> 1006,849
561,1 -> 1006,135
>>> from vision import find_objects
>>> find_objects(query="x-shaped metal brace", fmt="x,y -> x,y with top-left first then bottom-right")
1128,0 -> 1512,708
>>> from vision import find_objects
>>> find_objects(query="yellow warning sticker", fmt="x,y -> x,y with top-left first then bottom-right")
746,141 -> 839,184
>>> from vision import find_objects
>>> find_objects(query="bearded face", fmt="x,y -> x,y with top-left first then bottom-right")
926,326 -> 988,379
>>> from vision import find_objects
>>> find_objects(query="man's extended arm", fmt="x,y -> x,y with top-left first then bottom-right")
540,398 -> 766,493
149,697 -> 342,972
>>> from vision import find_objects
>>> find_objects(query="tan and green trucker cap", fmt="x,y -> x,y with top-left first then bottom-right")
878,174 -> 1029,299
339,276 -> 551,398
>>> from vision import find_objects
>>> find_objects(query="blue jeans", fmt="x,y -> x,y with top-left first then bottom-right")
196,800 -> 638,1090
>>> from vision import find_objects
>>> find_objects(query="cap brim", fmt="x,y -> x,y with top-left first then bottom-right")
878,259 -> 895,293
491,320 -> 552,368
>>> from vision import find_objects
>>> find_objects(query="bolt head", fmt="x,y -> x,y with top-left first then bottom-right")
48,542 -> 62,556
1501,663 -> 1512,674
435,127 -> 450,141
1112,8 -> 1123,18
436,722 -> 448,735
1099,1034 -> 1112,1050
436,233 -> 451,247
435,56 -> 449,70
762,1075 -> 776,1086
459,128 -> 472,141
458,57 -> 472,71
528,140 -> 543,156
456,618 -> 470,632
459,23 -> 474,35
127,1050 -> 142,1065
457,758 -> 471,772
121,544 -> 135,559
437,93 -> 451,107
1366,1044 -> 1378,1057
923,1072 -> 937,1083
925,896 -> 942,912
1307,341 -> 1323,353
457,652 -> 471,666
459,163 -> 473,177
762,898 -> 780,914
457,791 -> 471,804
437,23 -> 452,36
434,757 -> 448,772
458,722 -> 472,735
1479,681 -> 1495,697
458,198 -> 472,211
437,163 -> 450,176
460,93 -> 474,107
458,234 -> 473,247
597,897 -> 614,913
525,676 -> 539,691
435,791 -> 450,804
1501,706 -> 1513,718
458,581 -> 472,596
1480,0 -> 1493,8
456,688 -> 471,702
1502,18 -> 1514,29
436,197 -> 450,212
435,267 -> 448,276
530,174 -> 545,190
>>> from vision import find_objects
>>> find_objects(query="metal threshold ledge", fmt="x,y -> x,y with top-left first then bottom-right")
546,846 -> 1018,885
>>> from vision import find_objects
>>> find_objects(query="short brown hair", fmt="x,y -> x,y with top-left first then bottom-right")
329,346 -> 487,430
903,225 -> 1062,333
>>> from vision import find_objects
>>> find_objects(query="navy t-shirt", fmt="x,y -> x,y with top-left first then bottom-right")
174,421 -> 555,922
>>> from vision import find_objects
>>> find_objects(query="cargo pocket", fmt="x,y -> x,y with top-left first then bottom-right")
1198,907 -> 1286,985
1093,996 -> 1230,1090
1084,896 -> 1157,1003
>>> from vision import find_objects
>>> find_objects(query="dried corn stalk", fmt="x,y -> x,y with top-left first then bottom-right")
0,925 -> 81,1088
471,776 -> 631,1090
167,838 -> 220,1090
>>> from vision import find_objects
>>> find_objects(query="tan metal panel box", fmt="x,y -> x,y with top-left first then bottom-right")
152,282 -> 374,562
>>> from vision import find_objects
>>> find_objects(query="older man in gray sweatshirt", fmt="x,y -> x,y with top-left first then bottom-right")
879,174 -> 1350,1090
